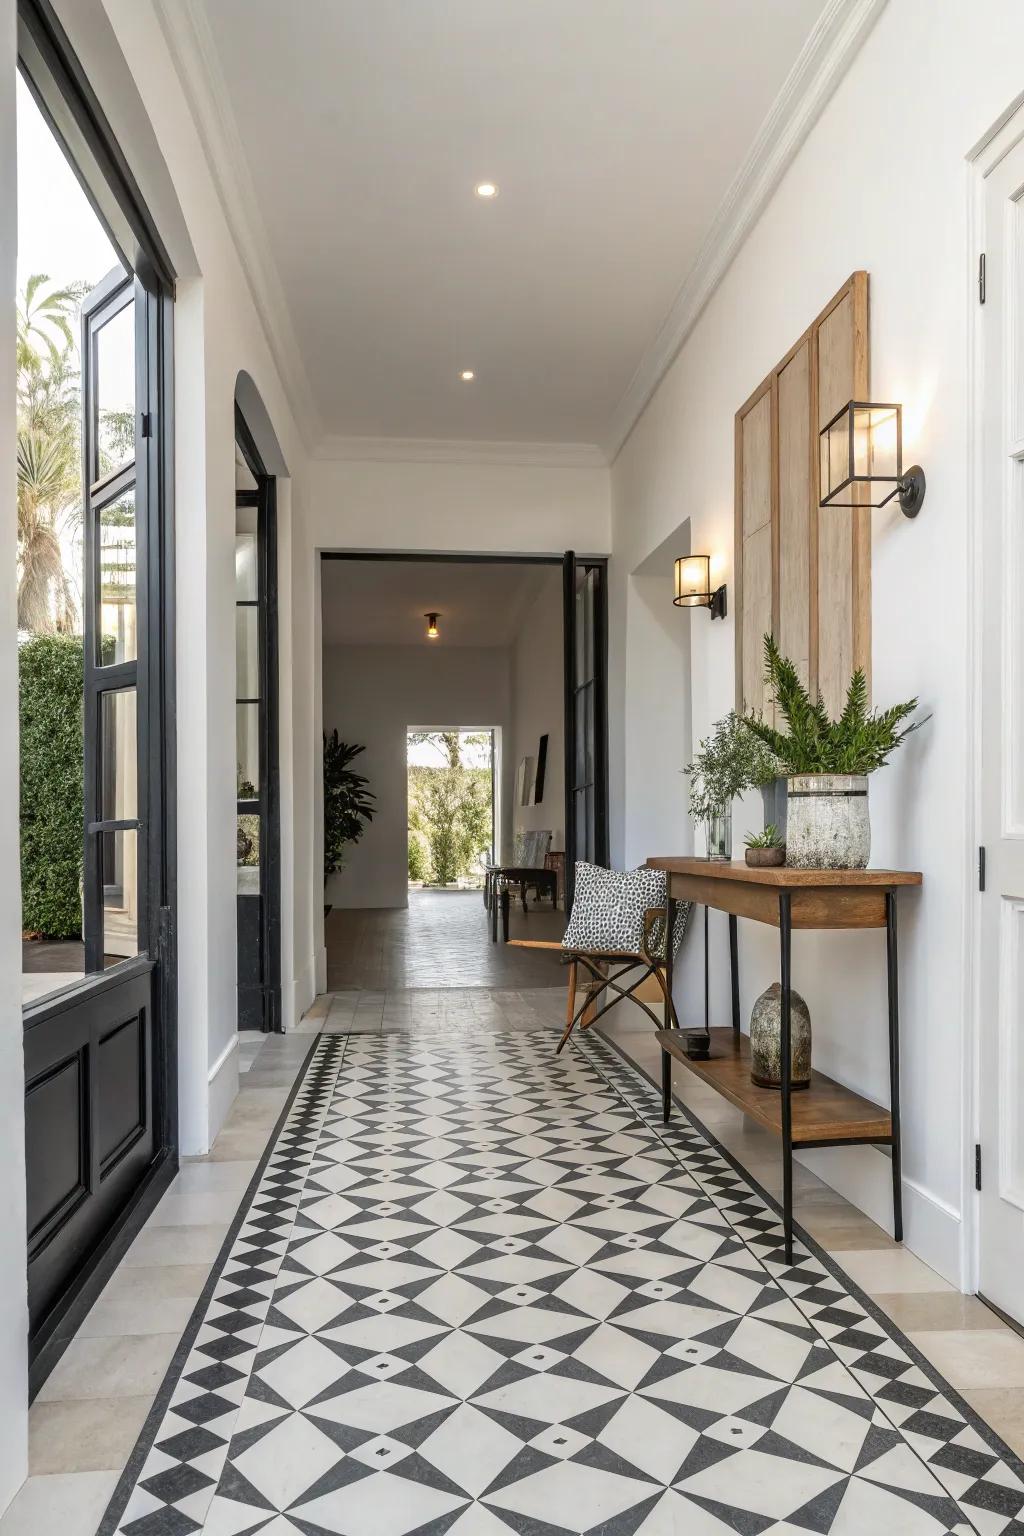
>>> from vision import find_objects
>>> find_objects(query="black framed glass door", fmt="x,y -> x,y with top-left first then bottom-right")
563,551 -> 609,908
18,0 -> 177,1391
235,406 -> 281,1033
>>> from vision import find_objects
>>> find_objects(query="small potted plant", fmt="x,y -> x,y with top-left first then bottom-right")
744,635 -> 927,869
684,712 -> 779,860
744,825 -> 785,868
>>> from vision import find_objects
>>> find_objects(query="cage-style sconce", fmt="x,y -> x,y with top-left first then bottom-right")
819,399 -> 926,518
673,555 -> 727,620
424,612 -> 440,639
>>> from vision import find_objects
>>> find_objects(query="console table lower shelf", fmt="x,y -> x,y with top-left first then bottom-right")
656,1027 -> 893,1146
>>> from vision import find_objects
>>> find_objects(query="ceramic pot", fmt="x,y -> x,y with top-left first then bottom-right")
760,776 -> 788,842
785,774 -> 870,869
745,845 -> 785,868
749,982 -> 812,1089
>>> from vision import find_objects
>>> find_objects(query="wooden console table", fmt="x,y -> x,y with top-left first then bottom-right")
647,857 -> 922,1263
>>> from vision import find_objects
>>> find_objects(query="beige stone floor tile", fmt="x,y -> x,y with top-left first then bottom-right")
906,1328 -> 1024,1389
77,1281 -> 199,1339
146,1189 -> 243,1228
0,1471 -> 120,1536
122,1223 -> 228,1267
874,1291 -> 1003,1333
835,1248 -> 952,1295
29,1395 -> 152,1474
301,995 -> 331,1020
174,1160 -> 257,1192
798,1205 -> 895,1251
202,1126 -> 279,1160
961,1387 -> 1024,1457
37,1333 -> 179,1403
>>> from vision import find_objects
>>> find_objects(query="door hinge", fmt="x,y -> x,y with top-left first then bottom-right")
979,252 -> 987,305
979,845 -> 987,891
975,1142 -> 982,1191
140,411 -> 153,438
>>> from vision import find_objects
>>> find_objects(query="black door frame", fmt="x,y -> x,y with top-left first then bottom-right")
17,0 -> 178,1392
319,549 -> 609,910
236,405 -> 282,1032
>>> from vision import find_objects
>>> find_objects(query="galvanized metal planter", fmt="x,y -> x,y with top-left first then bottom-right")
785,773 -> 870,869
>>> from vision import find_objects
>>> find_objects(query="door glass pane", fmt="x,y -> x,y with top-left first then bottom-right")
100,688 -> 137,822
236,607 -> 259,698
235,532 -> 257,600
584,685 -> 595,785
237,701 -> 259,797
101,827 -> 138,962
237,813 -> 260,894
98,487 -> 137,664
575,689 -> 587,785
96,299 -> 135,479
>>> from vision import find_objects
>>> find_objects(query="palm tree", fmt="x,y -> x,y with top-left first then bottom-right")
15,276 -> 85,634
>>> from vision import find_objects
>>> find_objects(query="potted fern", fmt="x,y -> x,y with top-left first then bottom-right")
743,635 -> 926,869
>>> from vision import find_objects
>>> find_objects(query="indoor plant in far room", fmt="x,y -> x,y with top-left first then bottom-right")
744,824 -> 785,868
744,634 -> 926,869
323,732 -> 375,908
684,712 -> 780,860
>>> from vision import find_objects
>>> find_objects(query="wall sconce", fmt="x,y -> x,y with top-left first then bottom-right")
424,612 -> 440,639
673,555 -> 727,620
819,399 -> 926,518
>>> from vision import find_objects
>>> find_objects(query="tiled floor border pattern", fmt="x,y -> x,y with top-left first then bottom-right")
580,1029 -> 1024,1534
99,1025 -> 1024,1536
98,1033 -> 348,1536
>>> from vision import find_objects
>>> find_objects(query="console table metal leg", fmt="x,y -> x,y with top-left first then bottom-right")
704,905 -> 710,1034
729,913 -> 740,1034
886,890 -> 904,1242
663,896 -> 676,1123
490,882 -> 498,942
500,888 -> 510,943
779,891 -> 794,1265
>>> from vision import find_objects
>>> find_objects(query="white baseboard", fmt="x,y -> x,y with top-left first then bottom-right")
796,1144 -> 962,1285
315,945 -> 327,995
207,1034 -> 239,1146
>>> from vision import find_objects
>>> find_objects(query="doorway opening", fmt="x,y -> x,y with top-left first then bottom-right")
17,0 -> 177,1388
320,552 -> 606,993
407,727 -> 496,891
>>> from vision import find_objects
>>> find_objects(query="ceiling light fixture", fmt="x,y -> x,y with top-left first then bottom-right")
474,182 -> 498,199
460,369 -> 475,382
425,612 -> 440,640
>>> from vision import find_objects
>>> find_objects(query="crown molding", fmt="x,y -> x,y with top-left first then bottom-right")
315,435 -> 608,469
603,0 -> 888,463
151,0 -> 323,448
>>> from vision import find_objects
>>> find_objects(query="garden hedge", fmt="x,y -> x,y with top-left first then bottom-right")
19,634 -> 83,938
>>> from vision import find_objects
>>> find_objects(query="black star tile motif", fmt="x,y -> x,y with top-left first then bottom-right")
102,1027 -> 1024,1536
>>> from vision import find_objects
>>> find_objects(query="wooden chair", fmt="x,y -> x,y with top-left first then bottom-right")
509,905 -> 683,1053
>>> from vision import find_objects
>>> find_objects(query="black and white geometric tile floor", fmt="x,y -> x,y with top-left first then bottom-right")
96,1026 -> 1024,1536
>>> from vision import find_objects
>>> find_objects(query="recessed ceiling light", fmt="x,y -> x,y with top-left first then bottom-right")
460,369 -> 475,381
474,182 -> 498,199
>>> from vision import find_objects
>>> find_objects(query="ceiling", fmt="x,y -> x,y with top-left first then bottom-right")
187,0 -> 832,452
321,558 -> 556,648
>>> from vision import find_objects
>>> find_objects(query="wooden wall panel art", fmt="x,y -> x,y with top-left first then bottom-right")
734,272 -> 870,721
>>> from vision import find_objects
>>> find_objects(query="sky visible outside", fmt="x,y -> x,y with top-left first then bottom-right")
407,730 -> 493,769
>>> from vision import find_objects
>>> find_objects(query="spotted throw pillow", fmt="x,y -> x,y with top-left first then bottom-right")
562,862 -> 689,959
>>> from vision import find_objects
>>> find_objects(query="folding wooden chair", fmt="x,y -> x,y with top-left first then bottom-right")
509,905 -> 683,1053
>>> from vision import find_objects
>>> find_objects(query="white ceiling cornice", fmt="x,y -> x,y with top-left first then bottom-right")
603,0 -> 888,463
315,436 -> 608,469
151,0 -> 324,449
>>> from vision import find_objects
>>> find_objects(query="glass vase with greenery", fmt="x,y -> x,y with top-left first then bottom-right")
684,712 -> 779,859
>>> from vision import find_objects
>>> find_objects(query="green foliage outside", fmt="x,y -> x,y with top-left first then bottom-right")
406,730 -> 492,887
744,634 -> 925,775
323,733 -> 375,883
19,634 -> 84,938
684,710 -> 779,823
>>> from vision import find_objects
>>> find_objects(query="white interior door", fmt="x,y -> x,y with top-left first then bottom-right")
979,131 -> 1024,1323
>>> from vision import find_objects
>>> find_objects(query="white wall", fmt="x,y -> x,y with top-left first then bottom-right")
1,0 -> 29,1510
300,455 -> 611,988
323,643 -> 511,909
609,0 -> 1024,1285
509,566 -> 565,861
